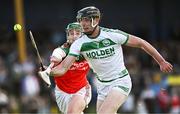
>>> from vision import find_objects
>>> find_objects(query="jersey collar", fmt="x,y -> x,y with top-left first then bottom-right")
87,26 -> 101,39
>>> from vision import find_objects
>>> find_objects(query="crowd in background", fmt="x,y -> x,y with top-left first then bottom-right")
0,27 -> 179,114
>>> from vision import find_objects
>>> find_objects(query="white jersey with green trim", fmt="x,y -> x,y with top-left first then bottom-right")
69,27 -> 129,81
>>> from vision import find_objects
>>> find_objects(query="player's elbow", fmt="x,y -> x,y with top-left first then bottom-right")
141,40 -> 152,52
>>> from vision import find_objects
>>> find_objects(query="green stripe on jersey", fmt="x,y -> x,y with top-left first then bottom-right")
61,47 -> 69,55
68,53 -> 85,61
80,38 -> 116,52
68,53 -> 79,57
101,27 -> 129,37
122,35 -> 129,45
117,85 -> 129,92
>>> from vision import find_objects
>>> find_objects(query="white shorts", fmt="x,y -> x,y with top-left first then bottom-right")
55,84 -> 92,114
96,74 -> 132,101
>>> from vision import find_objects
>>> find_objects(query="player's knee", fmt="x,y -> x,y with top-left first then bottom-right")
97,109 -> 108,114
97,110 -> 116,114
97,106 -> 117,114
67,101 -> 85,113
67,107 -> 76,114
67,107 -> 77,114
67,95 -> 86,113
67,105 -> 84,114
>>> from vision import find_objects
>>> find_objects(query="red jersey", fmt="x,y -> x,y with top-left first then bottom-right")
54,45 -> 90,93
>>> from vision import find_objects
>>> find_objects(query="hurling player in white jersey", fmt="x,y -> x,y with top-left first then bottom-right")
45,6 -> 173,114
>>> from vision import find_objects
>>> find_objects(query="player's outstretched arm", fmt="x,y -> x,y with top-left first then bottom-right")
50,55 -> 76,76
125,35 -> 173,73
38,47 -> 67,85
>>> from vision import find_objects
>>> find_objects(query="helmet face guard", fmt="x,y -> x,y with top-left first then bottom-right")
76,6 -> 100,35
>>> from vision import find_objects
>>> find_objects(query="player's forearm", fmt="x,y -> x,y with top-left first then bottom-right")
139,39 -> 166,65
50,64 -> 68,76
50,55 -> 76,76
127,35 -> 166,65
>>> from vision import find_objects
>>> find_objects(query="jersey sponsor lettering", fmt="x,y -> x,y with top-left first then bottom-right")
86,47 -> 115,59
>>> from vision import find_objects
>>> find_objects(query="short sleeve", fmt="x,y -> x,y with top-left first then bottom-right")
109,29 -> 129,45
68,40 -> 81,57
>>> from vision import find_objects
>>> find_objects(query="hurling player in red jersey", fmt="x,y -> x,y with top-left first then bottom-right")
40,22 -> 91,114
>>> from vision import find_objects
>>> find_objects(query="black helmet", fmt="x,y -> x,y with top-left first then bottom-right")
76,6 -> 100,20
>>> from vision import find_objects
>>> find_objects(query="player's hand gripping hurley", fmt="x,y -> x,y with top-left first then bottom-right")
29,31 -> 51,86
